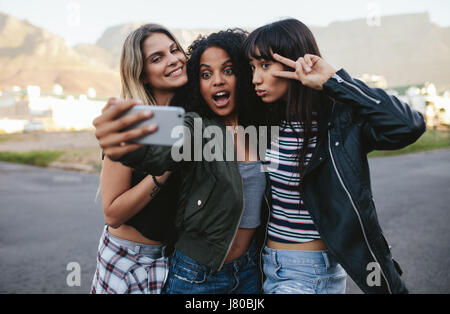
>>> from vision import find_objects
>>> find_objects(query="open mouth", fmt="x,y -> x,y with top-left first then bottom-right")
212,91 -> 231,108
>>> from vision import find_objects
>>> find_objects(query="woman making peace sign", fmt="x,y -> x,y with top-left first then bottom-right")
244,18 -> 425,294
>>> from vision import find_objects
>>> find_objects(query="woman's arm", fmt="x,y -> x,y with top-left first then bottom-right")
93,98 -> 198,175
101,156 -> 170,229
272,53 -> 426,152
93,98 -> 158,161
322,69 -> 426,152
115,111 -> 199,175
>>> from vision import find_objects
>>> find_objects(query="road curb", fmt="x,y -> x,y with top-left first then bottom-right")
49,162 -> 99,173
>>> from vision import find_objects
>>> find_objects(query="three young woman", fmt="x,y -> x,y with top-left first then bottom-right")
92,18 -> 425,294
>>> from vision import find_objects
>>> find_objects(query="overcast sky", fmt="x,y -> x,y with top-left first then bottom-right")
1,0 -> 449,46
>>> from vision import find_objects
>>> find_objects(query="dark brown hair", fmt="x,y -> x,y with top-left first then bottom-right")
243,18 -> 329,184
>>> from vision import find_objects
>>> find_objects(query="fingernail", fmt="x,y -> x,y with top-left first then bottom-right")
147,124 -> 157,131
142,110 -> 152,117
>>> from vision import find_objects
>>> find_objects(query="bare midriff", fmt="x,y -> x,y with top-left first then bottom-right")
224,228 -> 256,263
266,239 -> 327,251
107,224 -> 163,245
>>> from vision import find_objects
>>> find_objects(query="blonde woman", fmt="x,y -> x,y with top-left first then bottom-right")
90,24 -> 188,294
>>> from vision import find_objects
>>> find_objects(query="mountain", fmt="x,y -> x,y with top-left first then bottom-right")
0,11 -> 449,97
0,12 -> 120,97
94,22 -> 146,68
310,12 -> 450,90
89,12 -> 450,91
91,23 -> 218,70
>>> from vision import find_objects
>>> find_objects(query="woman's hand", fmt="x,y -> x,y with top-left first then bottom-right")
155,171 -> 171,185
93,98 -> 158,160
272,53 -> 336,90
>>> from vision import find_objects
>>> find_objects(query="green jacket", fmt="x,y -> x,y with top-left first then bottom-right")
119,112 -> 270,272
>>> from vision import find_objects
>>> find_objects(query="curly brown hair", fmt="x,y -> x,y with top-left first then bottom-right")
181,28 -> 262,127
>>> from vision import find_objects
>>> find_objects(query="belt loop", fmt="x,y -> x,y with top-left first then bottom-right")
135,245 -> 141,254
322,252 -> 330,269
161,245 -> 167,258
271,249 -> 278,266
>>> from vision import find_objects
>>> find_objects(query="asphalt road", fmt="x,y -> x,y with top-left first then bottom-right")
0,150 -> 449,294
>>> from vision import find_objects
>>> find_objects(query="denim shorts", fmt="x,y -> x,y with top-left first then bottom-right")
262,246 -> 347,294
163,242 -> 261,294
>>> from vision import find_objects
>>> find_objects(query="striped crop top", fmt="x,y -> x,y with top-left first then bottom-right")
265,120 -> 321,244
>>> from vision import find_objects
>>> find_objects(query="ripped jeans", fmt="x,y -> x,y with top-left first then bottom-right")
262,246 -> 347,294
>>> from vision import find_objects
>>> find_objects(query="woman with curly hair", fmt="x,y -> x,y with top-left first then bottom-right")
93,29 -> 267,294
243,18 -> 425,294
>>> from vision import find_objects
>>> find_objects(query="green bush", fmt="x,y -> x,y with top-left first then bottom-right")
0,150 -> 64,167
369,130 -> 450,158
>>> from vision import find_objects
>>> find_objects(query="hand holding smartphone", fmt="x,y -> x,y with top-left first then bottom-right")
120,105 -> 185,146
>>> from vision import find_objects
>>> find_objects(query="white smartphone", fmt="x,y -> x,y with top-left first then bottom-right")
121,105 -> 185,146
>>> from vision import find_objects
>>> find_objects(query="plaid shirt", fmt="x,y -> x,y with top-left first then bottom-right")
90,226 -> 168,294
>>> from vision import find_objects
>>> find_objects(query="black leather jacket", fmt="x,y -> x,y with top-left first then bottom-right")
298,69 -> 426,293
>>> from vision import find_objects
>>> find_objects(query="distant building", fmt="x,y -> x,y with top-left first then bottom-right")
0,91 -> 29,118
87,88 -> 96,98
0,118 -> 28,133
52,84 -> 64,95
412,82 -> 450,128
0,85 -> 107,133
27,85 -> 52,116
423,83 -> 437,97
27,85 -> 41,98
357,74 -> 388,89
50,94 -> 105,130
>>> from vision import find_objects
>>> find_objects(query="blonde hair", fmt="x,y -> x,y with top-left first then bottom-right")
95,24 -> 185,203
119,23 -> 186,105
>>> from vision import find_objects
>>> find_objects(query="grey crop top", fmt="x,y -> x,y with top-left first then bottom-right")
237,161 -> 266,229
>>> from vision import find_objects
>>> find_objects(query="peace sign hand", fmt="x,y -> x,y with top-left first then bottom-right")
272,53 -> 336,90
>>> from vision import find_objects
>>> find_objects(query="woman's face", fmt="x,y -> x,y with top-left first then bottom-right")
199,47 -> 237,118
248,47 -> 290,103
142,32 -> 188,92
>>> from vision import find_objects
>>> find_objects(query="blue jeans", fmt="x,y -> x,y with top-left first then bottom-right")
262,246 -> 347,294
163,243 -> 261,294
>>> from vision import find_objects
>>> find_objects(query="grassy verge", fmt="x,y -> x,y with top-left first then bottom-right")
0,150 -> 64,167
0,130 -> 448,168
0,147 -> 102,171
369,129 -> 450,158
56,148 -> 102,172
0,135 -> 13,143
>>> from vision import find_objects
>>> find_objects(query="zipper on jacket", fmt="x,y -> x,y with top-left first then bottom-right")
327,129 -> 392,294
258,194 -> 271,284
218,175 -> 246,271
332,74 -> 381,105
